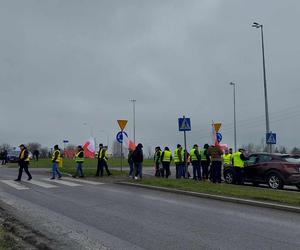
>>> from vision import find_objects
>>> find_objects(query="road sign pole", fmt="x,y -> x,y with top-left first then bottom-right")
183,129 -> 187,178
121,136 -> 123,173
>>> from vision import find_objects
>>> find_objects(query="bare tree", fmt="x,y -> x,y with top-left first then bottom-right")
0,143 -> 12,151
27,142 -> 41,152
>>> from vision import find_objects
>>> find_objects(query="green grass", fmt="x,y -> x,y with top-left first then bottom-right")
135,178 -> 300,206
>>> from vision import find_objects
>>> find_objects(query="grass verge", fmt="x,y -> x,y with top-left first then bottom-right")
133,178 -> 300,207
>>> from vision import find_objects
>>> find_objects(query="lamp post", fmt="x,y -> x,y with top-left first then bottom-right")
130,99 -> 136,144
229,82 -> 237,152
252,22 -> 271,152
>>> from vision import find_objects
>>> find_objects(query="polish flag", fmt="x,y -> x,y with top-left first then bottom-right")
83,137 -> 96,158
122,132 -> 136,150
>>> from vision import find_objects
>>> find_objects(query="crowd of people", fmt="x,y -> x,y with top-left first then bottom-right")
11,142 -> 248,185
127,142 -> 248,183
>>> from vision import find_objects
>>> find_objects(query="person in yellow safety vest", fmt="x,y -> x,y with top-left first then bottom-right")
14,144 -> 32,181
51,145 -> 62,179
232,148 -> 248,185
190,144 -> 202,181
73,145 -> 85,178
154,146 -> 162,177
160,147 -> 172,178
97,145 -> 111,177
200,144 -> 210,180
174,144 -> 184,179
223,149 -> 232,166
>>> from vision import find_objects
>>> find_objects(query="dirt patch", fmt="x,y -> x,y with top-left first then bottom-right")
0,206 -> 54,250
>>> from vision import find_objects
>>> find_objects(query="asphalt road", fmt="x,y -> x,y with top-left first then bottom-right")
0,167 -> 300,250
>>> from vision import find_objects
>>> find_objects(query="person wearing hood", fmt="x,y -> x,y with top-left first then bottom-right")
132,143 -> 143,180
154,146 -> 162,177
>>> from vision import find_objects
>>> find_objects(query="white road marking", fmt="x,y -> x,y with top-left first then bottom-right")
64,177 -> 104,185
24,179 -> 58,188
1,180 -> 30,190
43,178 -> 82,187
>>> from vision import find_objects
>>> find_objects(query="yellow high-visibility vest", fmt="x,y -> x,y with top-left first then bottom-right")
162,150 -> 172,162
233,152 -> 244,168
223,154 -> 232,165
52,150 -> 61,163
189,148 -> 198,161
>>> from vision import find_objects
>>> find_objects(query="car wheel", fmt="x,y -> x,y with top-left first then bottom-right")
224,171 -> 234,184
296,184 -> 300,190
267,173 -> 284,189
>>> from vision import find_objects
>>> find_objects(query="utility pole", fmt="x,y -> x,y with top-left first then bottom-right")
230,82 -> 237,152
130,99 -> 136,144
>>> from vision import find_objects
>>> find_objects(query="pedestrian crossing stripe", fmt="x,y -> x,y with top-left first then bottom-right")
0,178 -> 105,190
64,177 -> 104,185
43,178 -> 82,187
1,180 -> 29,190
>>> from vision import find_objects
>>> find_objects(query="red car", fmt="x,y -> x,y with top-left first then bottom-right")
223,153 -> 300,190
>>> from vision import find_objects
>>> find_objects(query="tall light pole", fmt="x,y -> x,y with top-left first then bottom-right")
230,82 -> 237,152
252,22 -> 271,152
130,99 -> 136,144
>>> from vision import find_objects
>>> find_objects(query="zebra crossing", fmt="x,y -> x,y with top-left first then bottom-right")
0,177 -> 105,191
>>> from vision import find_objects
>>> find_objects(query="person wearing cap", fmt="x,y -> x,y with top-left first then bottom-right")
200,144 -> 210,180
160,147 -> 172,178
207,144 -> 223,183
174,144 -> 184,178
51,145 -> 62,179
132,143 -> 144,179
190,144 -> 202,181
154,146 -> 162,177
232,148 -> 248,184
15,144 -> 32,181
73,145 -> 84,178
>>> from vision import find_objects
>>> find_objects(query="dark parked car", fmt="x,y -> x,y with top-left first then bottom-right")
7,150 -> 20,163
223,153 -> 300,190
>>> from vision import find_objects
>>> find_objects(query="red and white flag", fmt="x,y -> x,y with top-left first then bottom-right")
83,137 -> 96,158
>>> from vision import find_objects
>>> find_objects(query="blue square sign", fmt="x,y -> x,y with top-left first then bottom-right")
178,117 -> 191,131
266,133 -> 276,144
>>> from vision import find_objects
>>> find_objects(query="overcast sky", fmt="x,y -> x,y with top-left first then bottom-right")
1,0 -> 300,151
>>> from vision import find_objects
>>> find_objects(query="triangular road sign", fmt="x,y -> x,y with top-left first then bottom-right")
213,123 -> 222,132
117,120 -> 128,131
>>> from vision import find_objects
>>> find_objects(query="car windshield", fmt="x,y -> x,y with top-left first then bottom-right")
282,155 -> 300,163
8,150 -> 19,157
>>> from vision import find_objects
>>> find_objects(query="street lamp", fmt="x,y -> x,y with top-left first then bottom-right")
130,99 -> 136,144
252,22 -> 271,152
229,82 -> 237,152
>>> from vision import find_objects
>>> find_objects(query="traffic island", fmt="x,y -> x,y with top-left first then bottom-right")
116,178 -> 300,213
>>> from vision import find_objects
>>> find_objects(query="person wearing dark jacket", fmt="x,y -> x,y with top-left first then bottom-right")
128,149 -> 134,177
154,146 -> 162,177
15,144 -> 32,181
200,144 -> 210,180
132,143 -> 143,179
190,144 -> 202,181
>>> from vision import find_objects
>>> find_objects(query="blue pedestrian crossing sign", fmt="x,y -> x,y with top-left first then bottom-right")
266,132 -> 276,144
178,117 -> 191,131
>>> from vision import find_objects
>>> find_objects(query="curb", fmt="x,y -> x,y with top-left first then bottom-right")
116,182 -> 300,214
